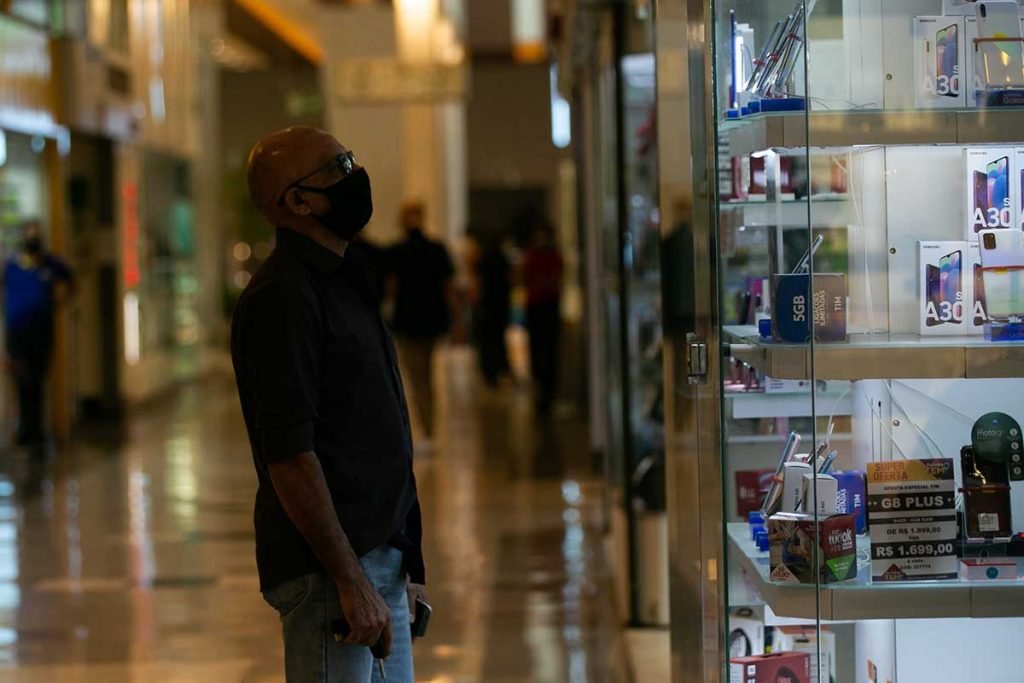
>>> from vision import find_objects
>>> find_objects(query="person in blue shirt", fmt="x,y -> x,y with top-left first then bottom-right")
4,221 -> 74,449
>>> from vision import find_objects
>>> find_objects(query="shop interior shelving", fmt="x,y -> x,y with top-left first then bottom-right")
723,325 -> 1024,381
728,524 -> 1024,621
722,108 -> 1024,157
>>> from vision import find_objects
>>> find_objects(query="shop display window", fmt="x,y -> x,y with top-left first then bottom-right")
713,0 -> 1024,680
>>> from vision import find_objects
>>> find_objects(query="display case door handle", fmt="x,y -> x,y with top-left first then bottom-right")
686,334 -> 708,385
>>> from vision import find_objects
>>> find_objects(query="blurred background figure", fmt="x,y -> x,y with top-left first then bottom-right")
470,230 -> 512,387
387,201 -> 456,448
4,221 -> 74,452
521,221 -> 563,417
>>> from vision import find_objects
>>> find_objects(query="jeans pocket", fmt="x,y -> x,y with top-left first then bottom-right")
263,574 -> 312,617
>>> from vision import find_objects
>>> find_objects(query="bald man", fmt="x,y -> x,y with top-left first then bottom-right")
231,127 -> 425,682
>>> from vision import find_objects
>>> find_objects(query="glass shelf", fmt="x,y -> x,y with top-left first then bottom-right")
728,524 -> 1024,621
724,326 -> 1024,381
725,108 -> 1024,157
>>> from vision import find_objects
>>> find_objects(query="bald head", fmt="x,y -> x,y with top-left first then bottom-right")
246,126 -> 345,217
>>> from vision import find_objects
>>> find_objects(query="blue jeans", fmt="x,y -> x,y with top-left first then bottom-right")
263,546 -> 414,682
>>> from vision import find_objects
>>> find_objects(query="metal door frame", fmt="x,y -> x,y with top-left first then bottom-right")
654,0 -> 727,680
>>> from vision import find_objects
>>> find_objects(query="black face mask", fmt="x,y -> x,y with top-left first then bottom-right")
298,168 -> 373,240
23,237 -> 43,255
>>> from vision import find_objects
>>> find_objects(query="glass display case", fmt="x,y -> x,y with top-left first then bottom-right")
657,0 -> 1024,680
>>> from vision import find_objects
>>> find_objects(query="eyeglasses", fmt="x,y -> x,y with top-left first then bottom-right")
279,151 -> 358,202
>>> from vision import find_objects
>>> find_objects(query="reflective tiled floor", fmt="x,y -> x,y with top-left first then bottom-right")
0,349 -> 629,682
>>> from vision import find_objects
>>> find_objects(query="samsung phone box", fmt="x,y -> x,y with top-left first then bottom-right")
915,17 -> 966,108
965,147 -> 1015,236
919,241 -> 972,335
1016,146 -> 1024,229
967,240 -> 990,333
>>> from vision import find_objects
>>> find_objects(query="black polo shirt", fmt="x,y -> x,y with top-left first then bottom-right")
231,228 -> 423,592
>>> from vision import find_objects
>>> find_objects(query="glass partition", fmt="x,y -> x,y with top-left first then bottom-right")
714,0 -> 1024,681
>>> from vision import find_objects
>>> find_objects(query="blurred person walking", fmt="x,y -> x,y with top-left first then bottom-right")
232,127 -> 426,683
387,201 -> 455,448
472,232 -> 512,387
521,222 -> 564,417
4,221 -> 74,451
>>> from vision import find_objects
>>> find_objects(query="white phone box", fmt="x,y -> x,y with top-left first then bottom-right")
801,473 -> 838,516
914,17 -> 966,108
964,147 -> 1016,238
919,241 -> 973,335
781,462 -> 812,514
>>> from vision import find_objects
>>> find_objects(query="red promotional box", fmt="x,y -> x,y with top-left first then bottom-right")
730,651 -> 811,683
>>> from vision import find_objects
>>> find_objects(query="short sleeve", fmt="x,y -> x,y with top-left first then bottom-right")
239,278 -> 321,463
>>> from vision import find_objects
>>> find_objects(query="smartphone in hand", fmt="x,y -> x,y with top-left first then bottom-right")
411,598 -> 432,639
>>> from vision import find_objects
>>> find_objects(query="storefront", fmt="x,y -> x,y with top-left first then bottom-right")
637,0 -> 1024,680
569,0 -> 668,626
0,10 -> 70,437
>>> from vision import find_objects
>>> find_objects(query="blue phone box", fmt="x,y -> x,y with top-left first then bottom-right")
832,470 -> 867,534
771,274 -> 848,343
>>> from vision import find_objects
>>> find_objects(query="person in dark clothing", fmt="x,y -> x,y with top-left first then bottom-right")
473,234 -> 511,387
232,127 -> 425,683
387,201 -> 455,445
521,222 -> 564,417
4,221 -> 74,449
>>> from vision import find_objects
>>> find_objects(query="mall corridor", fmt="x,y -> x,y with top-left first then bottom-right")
0,350 -> 630,683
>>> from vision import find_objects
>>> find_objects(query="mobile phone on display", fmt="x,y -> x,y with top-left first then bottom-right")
977,2 -> 1024,86
927,264 -> 943,326
961,446 -> 1013,541
979,230 -> 1024,318
940,251 -> 963,321
411,597 -> 432,639
988,157 -> 1009,210
937,25 -> 959,96
975,171 -> 991,227
974,263 -> 989,326
979,228 -> 1024,268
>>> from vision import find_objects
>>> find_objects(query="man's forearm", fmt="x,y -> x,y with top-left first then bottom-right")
267,452 -> 364,587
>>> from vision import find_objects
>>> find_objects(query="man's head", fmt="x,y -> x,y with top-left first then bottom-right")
400,200 -> 426,234
21,220 -> 43,255
246,126 -> 373,240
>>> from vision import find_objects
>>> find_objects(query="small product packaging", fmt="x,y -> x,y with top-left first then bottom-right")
780,462 -> 813,514
773,627 -> 836,683
728,607 -> 765,658
800,473 -> 838,517
735,469 -> 774,518
772,274 -> 848,343
832,470 -> 868,534
960,558 -> 1018,581
918,241 -> 971,335
768,513 -> 858,584
729,651 -> 810,683
914,17 -> 966,108
964,148 -> 1015,238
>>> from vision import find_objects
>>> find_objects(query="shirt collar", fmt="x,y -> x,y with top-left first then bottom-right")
276,228 -> 345,273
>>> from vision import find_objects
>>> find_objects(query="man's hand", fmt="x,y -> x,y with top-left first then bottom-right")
337,576 -> 393,657
407,583 -> 428,636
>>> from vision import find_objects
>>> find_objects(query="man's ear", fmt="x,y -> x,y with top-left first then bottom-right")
283,187 -> 313,216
